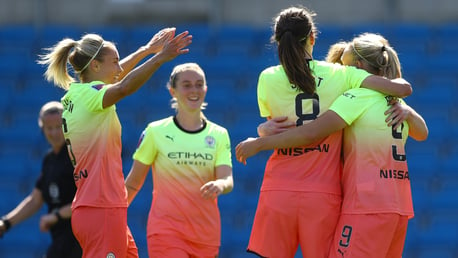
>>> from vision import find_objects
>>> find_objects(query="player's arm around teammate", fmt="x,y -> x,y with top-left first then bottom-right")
247,33 -> 427,162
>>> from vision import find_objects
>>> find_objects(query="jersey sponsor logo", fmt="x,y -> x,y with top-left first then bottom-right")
166,135 -> 175,142
342,92 -> 356,99
175,160 -> 208,166
291,76 -> 323,89
380,169 -> 410,180
168,152 -> 213,167
49,183 -> 60,203
316,76 -> 323,87
62,98 -> 74,113
168,152 -> 213,160
74,169 -> 88,182
106,252 -> 115,258
205,136 -> 215,148
276,144 -> 330,156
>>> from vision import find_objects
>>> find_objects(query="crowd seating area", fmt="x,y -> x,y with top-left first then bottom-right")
0,22 -> 456,258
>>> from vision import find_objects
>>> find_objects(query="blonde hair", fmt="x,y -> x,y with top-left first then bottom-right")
350,33 -> 401,79
167,62 -> 208,110
38,101 -> 63,128
325,41 -> 347,64
38,33 -> 114,90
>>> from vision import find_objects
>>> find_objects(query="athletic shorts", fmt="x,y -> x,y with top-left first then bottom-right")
329,213 -> 408,258
147,233 -> 218,258
71,206 -> 138,258
247,191 -> 341,258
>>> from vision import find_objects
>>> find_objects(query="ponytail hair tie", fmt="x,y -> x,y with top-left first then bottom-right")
280,29 -> 292,38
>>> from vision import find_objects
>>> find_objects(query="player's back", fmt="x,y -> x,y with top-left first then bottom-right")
335,88 -> 413,216
257,61 -> 370,194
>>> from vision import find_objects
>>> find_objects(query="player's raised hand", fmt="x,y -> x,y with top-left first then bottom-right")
156,30 -> 192,62
143,27 -> 176,54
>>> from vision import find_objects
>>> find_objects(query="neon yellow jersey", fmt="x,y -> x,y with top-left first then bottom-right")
257,61 -> 370,194
133,116 -> 232,246
61,81 -> 127,209
330,88 -> 413,217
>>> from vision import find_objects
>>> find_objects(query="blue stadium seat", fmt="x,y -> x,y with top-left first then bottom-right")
255,30 -> 278,63
23,59 -> 47,81
0,52 -> 26,80
416,247 -> 455,258
0,79 -> 15,113
204,77 -> 236,105
314,24 -> 348,60
200,55 -> 251,82
442,153 -> 458,176
124,24 -> 164,53
213,25 -> 258,58
428,178 -> 458,209
176,23 -> 217,58
399,54 -> 428,83
0,214 -> 50,257
0,25 -> 38,55
254,26 -> 274,53
426,52 -> 458,74
12,79 -> 65,112
0,22 -> 457,258
390,24 -> 433,56
84,25 -> 128,56
37,24 -> 83,50
345,23 -> 391,39
434,23 -> 458,56
410,176 -> 433,210
414,209 -> 458,249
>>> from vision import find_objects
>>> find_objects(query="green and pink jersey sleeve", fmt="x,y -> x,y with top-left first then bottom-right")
61,81 -> 127,209
257,61 -> 370,195
133,116 -> 232,246
330,88 -> 413,217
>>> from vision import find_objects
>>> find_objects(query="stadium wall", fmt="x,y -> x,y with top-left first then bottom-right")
0,0 -> 457,26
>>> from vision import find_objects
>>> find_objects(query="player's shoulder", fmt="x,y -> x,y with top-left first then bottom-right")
69,81 -> 105,91
260,65 -> 283,76
345,87 -> 384,97
205,119 -> 229,134
146,116 -> 174,130
312,59 -> 336,67
312,60 -> 361,75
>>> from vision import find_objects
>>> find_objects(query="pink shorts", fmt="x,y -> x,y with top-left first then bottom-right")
248,191 -> 341,258
147,233 -> 218,258
71,206 -> 138,258
329,213 -> 408,258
